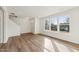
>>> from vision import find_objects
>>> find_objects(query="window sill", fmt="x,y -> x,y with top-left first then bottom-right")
43,30 -> 70,34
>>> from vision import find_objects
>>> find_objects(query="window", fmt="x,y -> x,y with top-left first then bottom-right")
51,17 -> 57,31
58,16 -> 69,32
44,16 -> 70,32
45,18 -> 50,30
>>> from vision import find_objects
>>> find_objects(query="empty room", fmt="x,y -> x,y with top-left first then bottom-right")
0,6 -> 79,52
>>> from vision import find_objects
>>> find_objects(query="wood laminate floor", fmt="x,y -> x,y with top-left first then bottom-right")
0,33 -> 79,52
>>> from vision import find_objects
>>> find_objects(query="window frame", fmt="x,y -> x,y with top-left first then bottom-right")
44,16 -> 70,32
50,16 -> 58,31
58,16 -> 70,32
44,17 -> 50,31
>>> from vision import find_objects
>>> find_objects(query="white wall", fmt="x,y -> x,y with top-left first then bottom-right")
13,17 -> 32,34
30,17 -> 40,34
30,18 -> 35,34
7,19 -> 20,37
20,17 -> 31,33
10,17 -> 32,34
39,7 -> 79,44
35,17 -> 40,34
10,17 -> 21,25
1,6 -> 21,43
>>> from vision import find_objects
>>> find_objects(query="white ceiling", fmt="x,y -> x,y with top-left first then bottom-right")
6,6 -> 77,18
